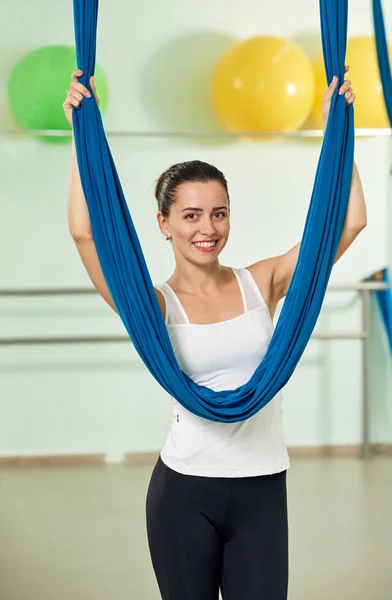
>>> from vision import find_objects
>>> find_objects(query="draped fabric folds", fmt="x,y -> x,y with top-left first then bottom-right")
373,0 -> 392,125
71,0 -> 354,422
368,269 -> 392,353
371,0 -> 392,354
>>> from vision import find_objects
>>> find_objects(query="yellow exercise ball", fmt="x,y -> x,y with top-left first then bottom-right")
212,36 -> 315,134
311,36 -> 392,129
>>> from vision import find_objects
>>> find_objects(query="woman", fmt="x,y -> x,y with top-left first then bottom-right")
63,68 -> 366,600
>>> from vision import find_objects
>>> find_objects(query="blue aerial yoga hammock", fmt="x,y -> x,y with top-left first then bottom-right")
373,0 -> 392,125
72,0 -> 354,422
371,0 -> 392,354
367,269 -> 392,353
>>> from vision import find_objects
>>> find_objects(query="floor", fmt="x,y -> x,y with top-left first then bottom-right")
0,457 -> 391,600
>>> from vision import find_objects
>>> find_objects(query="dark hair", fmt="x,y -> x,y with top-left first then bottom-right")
155,160 -> 230,217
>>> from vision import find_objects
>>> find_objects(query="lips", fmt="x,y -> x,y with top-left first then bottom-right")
192,240 -> 218,253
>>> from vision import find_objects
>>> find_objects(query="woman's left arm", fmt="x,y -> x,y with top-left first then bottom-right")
321,68 -> 367,234
249,68 -> 367,306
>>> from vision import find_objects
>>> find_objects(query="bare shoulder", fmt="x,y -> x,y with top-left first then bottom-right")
246,257 -> 279,301
154,287 -> 166,318
246,257 -> 280,315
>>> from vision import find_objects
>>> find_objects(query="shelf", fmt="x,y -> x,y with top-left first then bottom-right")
1,128 -> 392,139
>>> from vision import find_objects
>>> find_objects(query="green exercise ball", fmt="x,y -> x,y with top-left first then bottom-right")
8,45 -> 108,143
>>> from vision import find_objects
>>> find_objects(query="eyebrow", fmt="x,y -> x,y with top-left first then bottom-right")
181,206 -> 228,213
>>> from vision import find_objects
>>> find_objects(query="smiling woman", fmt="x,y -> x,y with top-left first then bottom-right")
156,162 -> 230,256
148,161 -> 291,599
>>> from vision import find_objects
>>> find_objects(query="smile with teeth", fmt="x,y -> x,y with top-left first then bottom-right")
192,240 -> 218,252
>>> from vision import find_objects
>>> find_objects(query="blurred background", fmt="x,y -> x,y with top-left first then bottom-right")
0,0 -> 391,599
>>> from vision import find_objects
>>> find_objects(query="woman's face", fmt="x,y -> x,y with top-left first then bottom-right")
158,180 -> 230,266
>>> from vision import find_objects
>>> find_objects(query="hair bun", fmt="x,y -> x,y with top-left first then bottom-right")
154,161 -> 229,217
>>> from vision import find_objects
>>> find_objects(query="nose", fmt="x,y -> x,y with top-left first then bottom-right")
199,216 -> 217,237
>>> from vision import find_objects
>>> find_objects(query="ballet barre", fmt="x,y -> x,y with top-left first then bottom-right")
0,281 -> 389,459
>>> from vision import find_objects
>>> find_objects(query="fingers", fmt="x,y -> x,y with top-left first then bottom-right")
71,69 -> 83,81
70,69 -> 91,99
63,70 -> 92,111
327,65 -> 349,92
344,89 -> 355,105
338,78 -> 355,105
325,67 -> 355,106
64,71 -> 100,113
339,78 -> 351,95
63,94 -> 81,110
325,75 -> 339,99
70,81 -> 92,99
63,86 -> 88,111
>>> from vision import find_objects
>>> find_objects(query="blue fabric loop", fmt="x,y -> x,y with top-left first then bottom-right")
72,0 -> 354,422
371,0 -> 392,354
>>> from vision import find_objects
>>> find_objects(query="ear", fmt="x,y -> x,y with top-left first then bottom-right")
157,212 -> 171,238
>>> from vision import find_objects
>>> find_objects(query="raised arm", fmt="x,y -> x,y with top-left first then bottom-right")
63,70 -> 166,317
64,71 -> 117,311
247,69 -> 366,318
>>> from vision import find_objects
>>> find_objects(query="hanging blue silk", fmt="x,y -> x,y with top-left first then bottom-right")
373,0 -> 392,125
377,270 -> 392,353
368,269 -> 392,353
71,0 -> 354,422
370,0 -> 392,354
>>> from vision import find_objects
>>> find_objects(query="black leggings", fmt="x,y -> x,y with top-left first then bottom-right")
146,456 -> 288,600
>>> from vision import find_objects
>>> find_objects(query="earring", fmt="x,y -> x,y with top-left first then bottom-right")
165,236 -> 171,241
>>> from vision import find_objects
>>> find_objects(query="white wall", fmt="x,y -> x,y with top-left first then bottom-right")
1,0 -> 391,460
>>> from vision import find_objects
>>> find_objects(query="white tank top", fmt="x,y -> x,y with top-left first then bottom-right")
159,267 -> 290,477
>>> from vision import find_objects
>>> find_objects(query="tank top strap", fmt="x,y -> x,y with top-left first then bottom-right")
159,283 -> 190,325
234,267 -> 269,312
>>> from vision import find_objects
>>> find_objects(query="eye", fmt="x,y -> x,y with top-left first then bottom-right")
214,211 -> 227,218
185,213 -> 198,220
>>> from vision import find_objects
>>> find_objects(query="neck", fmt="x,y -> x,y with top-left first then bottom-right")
168,256 -> 230,294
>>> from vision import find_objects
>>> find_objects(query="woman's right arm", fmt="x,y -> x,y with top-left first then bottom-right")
64,70 -> 116,311
68,134 -> 117,312
64,71 -> 165,317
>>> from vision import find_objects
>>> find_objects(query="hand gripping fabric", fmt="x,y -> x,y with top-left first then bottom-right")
71,0 -> 354,422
